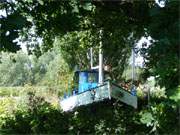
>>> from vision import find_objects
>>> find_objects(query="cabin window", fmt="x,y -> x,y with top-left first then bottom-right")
88,73 -> 97,83
79,72 -> 88,83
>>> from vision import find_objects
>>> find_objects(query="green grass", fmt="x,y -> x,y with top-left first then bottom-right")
0,86 -> 61,97
0,86 -> 62,109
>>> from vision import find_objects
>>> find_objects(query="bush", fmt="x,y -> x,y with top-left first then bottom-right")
0,92 -> 179,134
0,92 -> 69,134
139,99 -> 179,134
0,98 -> 16,116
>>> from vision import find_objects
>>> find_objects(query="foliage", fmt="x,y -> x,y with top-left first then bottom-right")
0,51 -> 31,86
38,46 -> 72,91
0,87 -> 20,97
0,92 -> 179,134
0,1 -> 179,134
0,46 -> 72,91
0,86 -> 54,96
169,86 -> 180,104
139,99 -> 179,134
0,0 -> 31,52
1,0 -> 178,94
140,1 -> 179,94
0,92 -> 69,134
0,97 -> 16,118
55,30 -> 94,70
1,0 -> 150,81
0,0 -> 80,52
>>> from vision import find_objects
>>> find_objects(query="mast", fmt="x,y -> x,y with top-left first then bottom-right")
99,29 -> 104,84
90,48 -> 93,69
90,29 -> 104,84
132,47 -> 135,83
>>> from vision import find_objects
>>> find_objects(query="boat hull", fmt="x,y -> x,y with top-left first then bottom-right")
60,81 -> 137,111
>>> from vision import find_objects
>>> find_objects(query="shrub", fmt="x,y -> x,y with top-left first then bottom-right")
0,92 -> 179,134
1,92 -> 69,134
139,99 -> 179,134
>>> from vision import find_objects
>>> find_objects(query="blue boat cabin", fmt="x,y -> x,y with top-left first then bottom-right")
61,70 -> 137,111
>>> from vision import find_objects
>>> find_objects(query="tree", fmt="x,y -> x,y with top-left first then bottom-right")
55,1 -> 151,81
0,51 -> 31,86
0,0 -> 31,52
0,0 -> 80,53
0,0 -> 179,94
141,1 -> 179,94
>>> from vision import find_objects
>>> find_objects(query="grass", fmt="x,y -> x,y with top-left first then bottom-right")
0,86 -> 61,109
0,86 -> 60,96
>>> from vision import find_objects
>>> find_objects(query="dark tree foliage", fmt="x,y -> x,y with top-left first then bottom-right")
0,0 -> 31,52
91,1 -> 150,80
141,1 -> 179,93
16,0 -> 81,52
0,0 -> 81,53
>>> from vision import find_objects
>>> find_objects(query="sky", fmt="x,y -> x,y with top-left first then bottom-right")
155,0 -> 166,8
0,9 -> 6,18
130,36 -> 152,67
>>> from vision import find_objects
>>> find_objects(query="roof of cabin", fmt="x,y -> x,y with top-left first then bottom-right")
75,69 -> 109,74
75,69 -> 98,73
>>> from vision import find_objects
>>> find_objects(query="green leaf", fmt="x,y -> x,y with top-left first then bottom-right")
82,3 -> 93,11
140,112 -> 154,127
